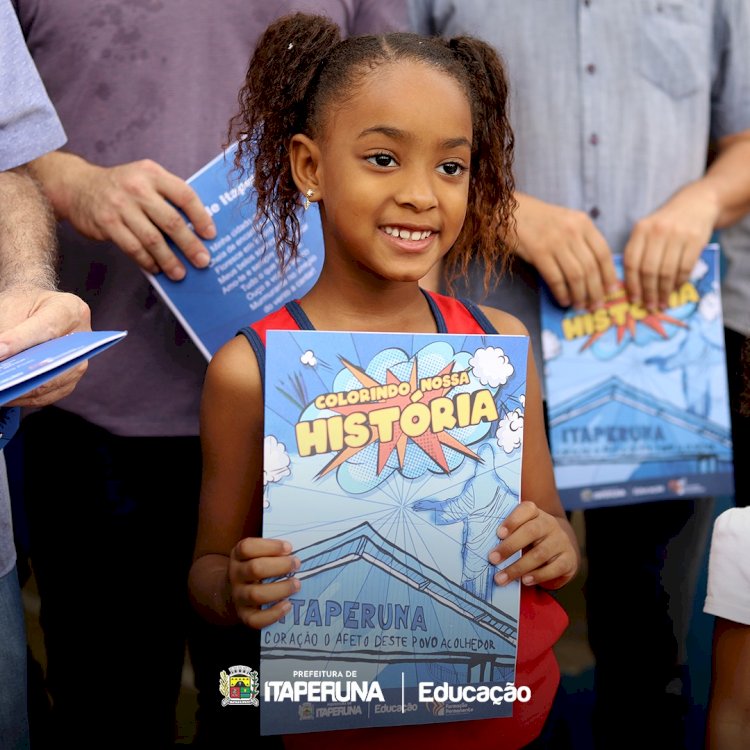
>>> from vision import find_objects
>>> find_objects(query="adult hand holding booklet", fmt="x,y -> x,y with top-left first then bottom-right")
0,330 -> 127,406
148,143 -> 324,359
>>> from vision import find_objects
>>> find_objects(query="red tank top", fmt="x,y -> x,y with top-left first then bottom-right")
242,291 -> 569,750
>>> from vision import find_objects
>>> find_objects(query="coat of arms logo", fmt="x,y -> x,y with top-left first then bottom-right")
219,665 -> 259,707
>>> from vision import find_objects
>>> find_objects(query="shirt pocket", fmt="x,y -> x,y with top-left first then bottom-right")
636,0 -> 709,99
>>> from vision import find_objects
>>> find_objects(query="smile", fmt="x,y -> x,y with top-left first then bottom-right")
383,226 -> 433,241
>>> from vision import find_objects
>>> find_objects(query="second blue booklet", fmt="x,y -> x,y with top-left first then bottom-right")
261,329 -> 528,734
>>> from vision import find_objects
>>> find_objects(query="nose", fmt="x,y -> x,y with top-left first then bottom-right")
394,166 -> 438,212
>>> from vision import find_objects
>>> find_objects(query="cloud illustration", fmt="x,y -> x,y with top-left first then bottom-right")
469,346 -> 514,387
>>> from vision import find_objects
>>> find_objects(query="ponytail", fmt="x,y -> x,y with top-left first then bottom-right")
229,14 -> 341,268
442,36 -> 516,293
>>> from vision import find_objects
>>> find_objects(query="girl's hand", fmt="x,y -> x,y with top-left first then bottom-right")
228,537 -> 301,628
488,501 -> 578,590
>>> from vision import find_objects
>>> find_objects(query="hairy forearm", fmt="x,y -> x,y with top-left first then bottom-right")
0,167 -> 57,291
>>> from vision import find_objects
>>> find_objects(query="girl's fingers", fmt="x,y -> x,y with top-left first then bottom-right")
236,576 -> 301,608
233,537 -> 292,562
236,554 -> 300,582
494,537 -> 557,585
240,599 -> 295,630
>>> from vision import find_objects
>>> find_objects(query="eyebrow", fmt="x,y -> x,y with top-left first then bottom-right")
358,126 -> 471,150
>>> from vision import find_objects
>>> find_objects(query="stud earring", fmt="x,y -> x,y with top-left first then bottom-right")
303,188 -> 315,211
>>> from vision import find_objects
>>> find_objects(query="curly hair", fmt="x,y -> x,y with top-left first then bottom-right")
228,13 -> 515,290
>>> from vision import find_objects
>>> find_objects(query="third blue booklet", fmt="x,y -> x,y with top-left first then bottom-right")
541,244 -> 733,509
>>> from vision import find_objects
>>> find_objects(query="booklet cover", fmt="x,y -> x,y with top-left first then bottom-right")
0,330 -> 127,406
259,329 -> 528,734
149,143 -> 324,359
541,244 -> 733,510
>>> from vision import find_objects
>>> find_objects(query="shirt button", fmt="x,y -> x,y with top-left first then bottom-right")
586,63 -> 596,74
589,133 -> 599,145
589,206 -> 600,219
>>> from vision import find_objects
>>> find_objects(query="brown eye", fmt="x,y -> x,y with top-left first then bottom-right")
367,153 -> 397,168
438,161 -> 465,176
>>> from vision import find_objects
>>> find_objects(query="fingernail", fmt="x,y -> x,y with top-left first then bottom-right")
281,541 -> 293,554
522,575 -> 534,585
0,343 -> 9,358
195,251 -> 210,267
498,526 -> 509,540
488,551 -> 500,565
205,223 -> 217,239
291,556 -> 301,571
280,601 -> 292,614
170,266 -> 187,281
496,572 -> 509,585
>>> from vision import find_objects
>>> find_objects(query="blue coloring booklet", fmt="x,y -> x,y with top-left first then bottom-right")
541,244 -> 733,509
260,329 -> 528,733
0,330 -> 126,406
149,143 -> 324,359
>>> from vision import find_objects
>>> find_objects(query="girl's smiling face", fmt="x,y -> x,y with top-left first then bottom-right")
293,60 -> 473,285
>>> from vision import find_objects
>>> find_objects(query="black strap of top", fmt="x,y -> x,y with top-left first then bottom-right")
237,294 -> 494,394
458,297 -> 499,334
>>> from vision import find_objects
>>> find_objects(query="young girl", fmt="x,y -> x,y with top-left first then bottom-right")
189,13 -> 579,749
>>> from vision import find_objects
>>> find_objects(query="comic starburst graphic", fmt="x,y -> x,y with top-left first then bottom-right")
579,286 -> 688,352
316,357 -> 480,479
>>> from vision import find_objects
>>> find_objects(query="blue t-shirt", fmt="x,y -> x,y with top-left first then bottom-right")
0,0 -> 66,577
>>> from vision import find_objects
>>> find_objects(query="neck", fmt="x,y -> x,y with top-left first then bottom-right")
300,264 -> 438,333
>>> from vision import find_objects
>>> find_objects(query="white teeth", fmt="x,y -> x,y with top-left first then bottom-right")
383,226 -> 432,240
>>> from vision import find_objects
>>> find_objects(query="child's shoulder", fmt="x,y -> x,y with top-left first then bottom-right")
204,334 -> 263,402
477,304 -> 530,337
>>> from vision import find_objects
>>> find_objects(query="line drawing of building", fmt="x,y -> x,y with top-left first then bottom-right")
548,376 -> 732,477
263,522 -> 518,686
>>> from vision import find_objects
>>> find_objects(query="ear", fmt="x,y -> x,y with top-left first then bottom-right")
289,133 -> 322,200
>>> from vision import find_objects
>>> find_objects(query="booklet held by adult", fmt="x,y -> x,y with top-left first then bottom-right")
0,330 -> 127,406
540,244 -> 733,509
149,143 -> 324,359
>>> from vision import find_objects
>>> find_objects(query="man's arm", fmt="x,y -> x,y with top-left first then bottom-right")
31,150 -> 217,281
0,166 -> 90,406
623,129 -> 750,311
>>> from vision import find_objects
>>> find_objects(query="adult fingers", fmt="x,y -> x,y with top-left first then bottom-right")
639,234 -> 667,311
0,293 -> 90,358
657,240 -> 684,309
534,252 -> 572,308
6,362 -> 88,407
144,179 -> 213,270
623,231 -> 646,305
155,167 -> 216,240
585,226 -> 619,300
121,205 -> 187,280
